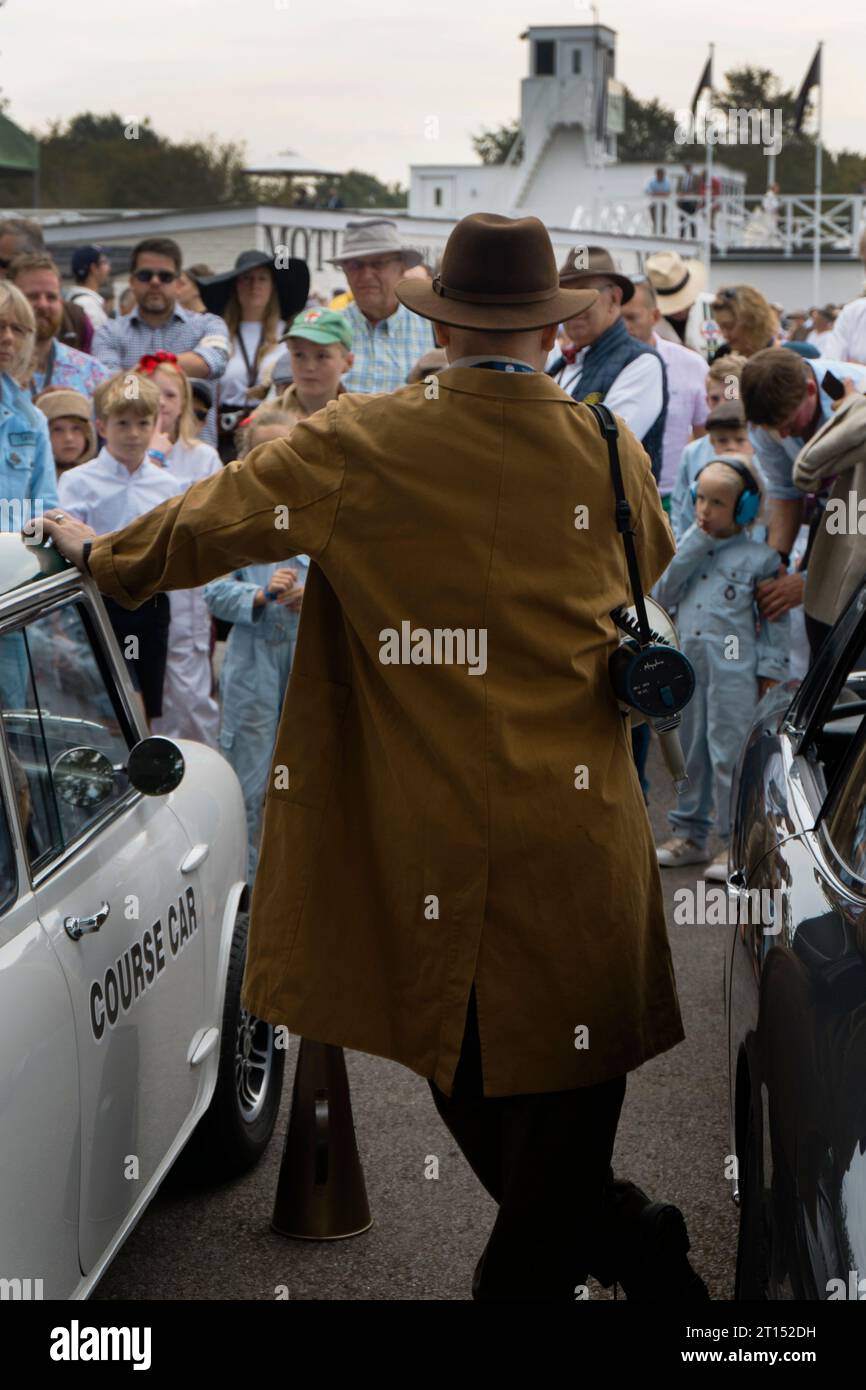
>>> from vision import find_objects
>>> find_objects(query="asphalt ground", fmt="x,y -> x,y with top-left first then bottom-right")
93,735 -> 739,1302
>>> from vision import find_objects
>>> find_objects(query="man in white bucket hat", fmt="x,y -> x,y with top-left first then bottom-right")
326,218 -> 434,392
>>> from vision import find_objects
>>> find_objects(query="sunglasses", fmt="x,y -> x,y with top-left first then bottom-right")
132,269 -> 177,285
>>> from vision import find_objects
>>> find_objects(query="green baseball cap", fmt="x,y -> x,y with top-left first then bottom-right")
281,307 -> 353,348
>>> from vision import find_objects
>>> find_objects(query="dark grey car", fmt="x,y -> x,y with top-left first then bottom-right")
726,577 -> 866,1300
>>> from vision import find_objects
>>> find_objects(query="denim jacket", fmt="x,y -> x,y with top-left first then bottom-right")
0,373 -> 59,526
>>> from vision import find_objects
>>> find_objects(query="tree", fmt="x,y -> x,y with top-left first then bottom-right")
0,110 -> 409,209
616,91 -> 681,163
0,111 -> 253,207
471,121 -> 522,165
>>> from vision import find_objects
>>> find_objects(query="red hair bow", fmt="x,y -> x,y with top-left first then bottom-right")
137,350 -> 178,374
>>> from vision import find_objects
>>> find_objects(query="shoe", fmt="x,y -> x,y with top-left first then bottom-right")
656,836 -> 710,867
703,851 -> 728,882
594,1178 -> 710,1301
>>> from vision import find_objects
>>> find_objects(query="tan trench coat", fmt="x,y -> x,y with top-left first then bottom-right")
88,367 -> 684,1098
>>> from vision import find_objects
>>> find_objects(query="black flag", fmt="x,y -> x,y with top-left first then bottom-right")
691,53 -> 712,114
793,46 -> 821,133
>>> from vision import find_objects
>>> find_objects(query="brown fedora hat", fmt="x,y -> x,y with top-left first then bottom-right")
558,244 -> 635,304
395,213 -> 597,330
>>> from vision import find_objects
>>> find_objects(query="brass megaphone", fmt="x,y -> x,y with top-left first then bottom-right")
271,1040 -> 372,1240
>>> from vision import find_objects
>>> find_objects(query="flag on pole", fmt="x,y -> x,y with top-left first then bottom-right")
691,52 -> 713,114
794,46 -> 822,133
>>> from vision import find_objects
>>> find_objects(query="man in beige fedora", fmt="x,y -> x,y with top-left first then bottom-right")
645,250 -> 716,358
325,217 -> 434,393
37,212 -> 706,1302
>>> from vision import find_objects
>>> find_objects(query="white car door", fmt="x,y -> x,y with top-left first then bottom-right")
0,597 -> 206,1277
0,774 -> 80,1300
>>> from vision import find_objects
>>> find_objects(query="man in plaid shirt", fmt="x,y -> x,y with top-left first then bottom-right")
328,220 -> 434,393
93,237 -> 229,442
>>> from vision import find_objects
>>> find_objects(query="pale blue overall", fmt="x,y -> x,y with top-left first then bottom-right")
204,556 -> 309,883
653,524 -> 790,848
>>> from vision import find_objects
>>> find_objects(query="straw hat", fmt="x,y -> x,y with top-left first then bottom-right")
644,251 -> 706,316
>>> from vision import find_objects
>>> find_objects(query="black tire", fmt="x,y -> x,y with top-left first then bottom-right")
185,910 -> 285,1179
734,1096 -> 770,1300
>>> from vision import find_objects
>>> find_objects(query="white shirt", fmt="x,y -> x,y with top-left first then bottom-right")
822,297 -> 866,365
67,286 -> 109,330
650,331 -> 709,494
164,437 -> 222,487
220,320 -> 286,402
58,447 -> 183,533
553,349 -> 664,441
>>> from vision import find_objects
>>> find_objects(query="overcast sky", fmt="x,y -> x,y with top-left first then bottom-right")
3,0 -> 865,188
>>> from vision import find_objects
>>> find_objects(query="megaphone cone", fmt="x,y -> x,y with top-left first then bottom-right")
271,1039 -> 372,1240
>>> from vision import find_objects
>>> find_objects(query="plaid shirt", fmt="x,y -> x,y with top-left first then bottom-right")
93,304 -> 230,444
340,301 -> 434,393
92,304 -> 230,377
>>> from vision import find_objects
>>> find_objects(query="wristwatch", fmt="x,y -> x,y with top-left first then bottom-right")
81,540 -> 93,575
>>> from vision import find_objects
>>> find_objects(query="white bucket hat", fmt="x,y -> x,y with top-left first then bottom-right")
326,218 -> 423,268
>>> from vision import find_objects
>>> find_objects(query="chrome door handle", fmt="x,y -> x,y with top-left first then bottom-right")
64,901 -> 110,942
181,843 -> 209,873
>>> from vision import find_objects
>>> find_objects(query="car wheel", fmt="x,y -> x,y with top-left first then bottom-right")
735,1095 -> 770,1300
186,911 -> 285,1179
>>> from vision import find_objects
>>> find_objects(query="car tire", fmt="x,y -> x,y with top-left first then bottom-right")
735,1095 -> 770,1300
185,910 -> 285,1180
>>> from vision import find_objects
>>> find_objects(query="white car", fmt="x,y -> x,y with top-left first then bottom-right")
0,535 -> 285,1300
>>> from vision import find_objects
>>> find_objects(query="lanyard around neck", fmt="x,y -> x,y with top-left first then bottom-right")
237,324 -> 264,389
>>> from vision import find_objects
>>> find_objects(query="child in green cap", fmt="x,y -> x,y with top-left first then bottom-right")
275,307 -> 355,424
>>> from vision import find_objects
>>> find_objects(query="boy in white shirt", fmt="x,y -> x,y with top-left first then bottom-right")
58,372 -> 181,726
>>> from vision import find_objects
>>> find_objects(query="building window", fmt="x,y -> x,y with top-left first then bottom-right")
433,187 -> 442,207
534,40 -> 555,76
571,49 -> 582,75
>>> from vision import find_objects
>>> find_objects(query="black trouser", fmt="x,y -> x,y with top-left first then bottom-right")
104,592 -> 170,720
428,984 -> 626,1300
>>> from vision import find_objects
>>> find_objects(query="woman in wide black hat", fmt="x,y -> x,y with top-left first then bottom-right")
198,250 -> 309,418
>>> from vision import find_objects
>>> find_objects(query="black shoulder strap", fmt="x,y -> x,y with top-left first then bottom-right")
586,401 -> 653,646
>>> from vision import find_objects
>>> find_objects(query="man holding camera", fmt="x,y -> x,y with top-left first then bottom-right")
39,212 -> 703,1302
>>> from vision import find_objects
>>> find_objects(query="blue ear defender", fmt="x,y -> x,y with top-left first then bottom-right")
690,459 -> 761,525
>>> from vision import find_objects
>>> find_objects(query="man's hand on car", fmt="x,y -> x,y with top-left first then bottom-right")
25,511 -> 97,572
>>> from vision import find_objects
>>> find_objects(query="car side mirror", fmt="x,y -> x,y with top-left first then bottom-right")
126,737 -> 185,796
52,746 -> 117,809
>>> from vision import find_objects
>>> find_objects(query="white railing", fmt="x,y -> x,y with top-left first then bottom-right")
569,194 -> 866,256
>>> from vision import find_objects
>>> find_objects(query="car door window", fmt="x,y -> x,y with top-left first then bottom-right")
823,726 -> 866,883
806,663 -> 866,802
0,600 -> 135,871
0,781 -> 17,916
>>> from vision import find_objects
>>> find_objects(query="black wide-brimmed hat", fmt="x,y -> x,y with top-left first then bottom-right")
197,250 -> 310,322
396,213 -> 597,330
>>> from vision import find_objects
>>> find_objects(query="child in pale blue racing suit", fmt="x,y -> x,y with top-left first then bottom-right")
205,555 -> 309,884
652,455 -> 791,881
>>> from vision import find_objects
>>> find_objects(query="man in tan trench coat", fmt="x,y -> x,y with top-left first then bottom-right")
39,213 -> 702,1301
